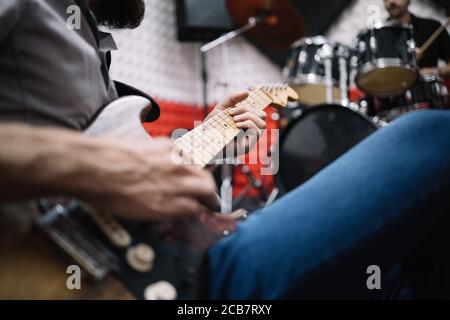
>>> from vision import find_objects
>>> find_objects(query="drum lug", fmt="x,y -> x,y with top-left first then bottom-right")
369,35 -> 377,52
407,39 -> 416,53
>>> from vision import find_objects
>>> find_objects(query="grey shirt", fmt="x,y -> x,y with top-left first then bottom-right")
0,0 -> 118,236
0,0 -> 118,130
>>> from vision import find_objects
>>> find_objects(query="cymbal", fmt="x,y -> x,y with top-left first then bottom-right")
226,0 -> 306,50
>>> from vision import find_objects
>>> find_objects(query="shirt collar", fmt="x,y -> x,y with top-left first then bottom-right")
98,31 -> 118,52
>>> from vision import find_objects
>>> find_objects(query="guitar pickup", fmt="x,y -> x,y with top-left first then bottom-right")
37,200 -> 118,281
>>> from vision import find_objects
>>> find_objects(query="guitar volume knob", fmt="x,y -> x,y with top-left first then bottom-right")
126,243 -> 155,273
144,281 -> 177,300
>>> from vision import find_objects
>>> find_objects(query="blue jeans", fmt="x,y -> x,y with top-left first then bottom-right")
202,110 -> 450,299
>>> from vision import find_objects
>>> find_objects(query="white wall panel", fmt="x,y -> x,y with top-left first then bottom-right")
110,0 -> 282,106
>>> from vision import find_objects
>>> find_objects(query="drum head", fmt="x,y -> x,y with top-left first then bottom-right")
292,83 -> 341,105
277,105 -> 378,193
357,65 -> 417,97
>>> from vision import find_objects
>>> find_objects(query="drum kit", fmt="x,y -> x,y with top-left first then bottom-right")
276,21 -> 450,194
222,0 -> 450,197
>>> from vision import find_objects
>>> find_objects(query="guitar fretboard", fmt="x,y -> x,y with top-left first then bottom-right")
174,90 -> 272,167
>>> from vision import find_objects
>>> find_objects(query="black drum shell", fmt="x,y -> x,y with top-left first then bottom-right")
357,24 -> 416,63
285,37 -> 355,105
276,105 -> 378,194
356,24 -> 418,97
286,40 -> 341,85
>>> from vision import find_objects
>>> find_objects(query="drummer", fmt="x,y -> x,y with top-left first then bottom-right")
384,0 -> 450,78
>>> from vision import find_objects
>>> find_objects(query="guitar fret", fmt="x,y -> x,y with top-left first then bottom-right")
222,114 -> 237,128
253,94 -> 266,108
209,118 -> 229,141
257,91 -> 272,107
191,124 -> 225,165
218,113 -> 235,127
194,136 -> 217,161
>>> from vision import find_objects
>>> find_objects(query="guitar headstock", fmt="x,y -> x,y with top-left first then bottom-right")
252,84 -> 299,108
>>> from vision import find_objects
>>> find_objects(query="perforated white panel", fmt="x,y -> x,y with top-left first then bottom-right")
109,0 -> 282,106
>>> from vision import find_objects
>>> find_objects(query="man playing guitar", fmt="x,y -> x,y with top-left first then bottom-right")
1,0 -> 450,299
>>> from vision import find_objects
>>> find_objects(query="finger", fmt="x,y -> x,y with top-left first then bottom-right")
235,118 -> 263,132
165,197 -> 204,217
229,105 -> 266,118
215,91 -> 249,110
233,112 -> 267,129
228,104 -> 248,116
173,164 -> 218,192
256,109 -> 267,120
196,189 -> 221,212
236,120 -> 262,135
178,173 -> 220,211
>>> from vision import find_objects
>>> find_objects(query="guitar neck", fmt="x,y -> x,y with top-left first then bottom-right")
174,90 -> 273,168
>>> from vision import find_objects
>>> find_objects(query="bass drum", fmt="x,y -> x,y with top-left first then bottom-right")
276,105 -> 378,193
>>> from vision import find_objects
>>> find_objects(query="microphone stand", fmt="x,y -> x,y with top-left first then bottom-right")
199,16 -> 264,214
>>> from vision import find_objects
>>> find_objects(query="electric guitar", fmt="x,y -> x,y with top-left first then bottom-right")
0,85 -> 298,300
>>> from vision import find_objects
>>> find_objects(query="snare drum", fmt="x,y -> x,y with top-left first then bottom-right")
356,22 -> 418,97
276,105 -> 378,193
284,37 -> 354,106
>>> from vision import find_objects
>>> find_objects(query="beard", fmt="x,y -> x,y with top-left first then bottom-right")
386,2 -> 409,20
387,6 -> 403,19
90,0 -> 146,29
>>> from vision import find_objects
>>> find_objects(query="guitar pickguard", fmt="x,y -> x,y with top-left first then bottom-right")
37,199 -> 238,300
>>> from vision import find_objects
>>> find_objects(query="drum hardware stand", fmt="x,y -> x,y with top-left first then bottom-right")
200,14 -> 274,214
200,16 -> 261,55
322,43 -> 334,104
232,165 -> 277,209
338,49 -> 349,107
371,116 -> 389,128
265,188 -> 279,207
220,163 -> 233,214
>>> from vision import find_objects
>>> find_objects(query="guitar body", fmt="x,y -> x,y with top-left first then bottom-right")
0,96 -> 235,300
0,86 -> 297,299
